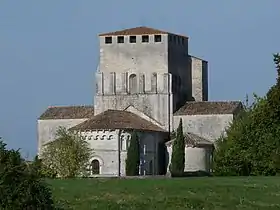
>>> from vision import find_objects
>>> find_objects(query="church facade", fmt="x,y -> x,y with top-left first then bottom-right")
37,26 -> 242,176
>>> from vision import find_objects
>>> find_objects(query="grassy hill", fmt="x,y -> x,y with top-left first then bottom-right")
49,177 -> 280,209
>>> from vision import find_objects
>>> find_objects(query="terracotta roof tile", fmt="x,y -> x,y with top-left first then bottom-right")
99,26 -> 188,38
166,132 -> 213,147
174,101 -> 242,116
39,105 -> 94,120
70,109 -> 166,132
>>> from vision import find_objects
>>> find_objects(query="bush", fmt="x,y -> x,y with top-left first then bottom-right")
0,140 -> 55,209
40,127 -> 93,178
213,54 -> 280,176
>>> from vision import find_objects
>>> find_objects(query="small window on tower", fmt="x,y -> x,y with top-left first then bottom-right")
105,37 -> 112,44
155,35 -> 162,42
117,36 -> 124,43
142,35 -> 149,43
129,36 -> 136,43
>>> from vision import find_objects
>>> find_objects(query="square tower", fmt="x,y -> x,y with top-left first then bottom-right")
94,26 -> 208,131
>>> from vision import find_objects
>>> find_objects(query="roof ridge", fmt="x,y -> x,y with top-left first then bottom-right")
99,26 -> 188,38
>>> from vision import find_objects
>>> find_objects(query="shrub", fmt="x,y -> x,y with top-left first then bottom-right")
0,140 -> 55,209
40,127 -> 93,178
213,54 -> 280,176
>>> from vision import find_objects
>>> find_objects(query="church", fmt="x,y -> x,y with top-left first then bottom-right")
37,26 -> 242,176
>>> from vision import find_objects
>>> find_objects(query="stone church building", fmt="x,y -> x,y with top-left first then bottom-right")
38,26 -> 242,176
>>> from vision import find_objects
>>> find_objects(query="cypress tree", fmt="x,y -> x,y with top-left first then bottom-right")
170,118 -> 185,177
125,130 -> 140,176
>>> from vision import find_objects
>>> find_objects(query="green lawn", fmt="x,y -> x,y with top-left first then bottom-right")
48,177 -> 280,210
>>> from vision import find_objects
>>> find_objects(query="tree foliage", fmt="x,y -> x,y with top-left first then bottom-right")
41,127 -> 93,178
213,54 -> 280,176
0,139 -> 55,209
170,118 -> 185,177
126,130 -> 140,176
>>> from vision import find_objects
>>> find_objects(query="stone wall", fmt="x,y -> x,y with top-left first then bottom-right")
80,129 -> 164,176
37,118 -> 88,156
189,56 -> 208,101
166,145 -> 212,173
168,35 -> 192,111
173,114 -> 233,143
99,34 -> 169,74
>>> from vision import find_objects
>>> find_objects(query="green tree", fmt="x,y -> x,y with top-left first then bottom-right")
170,118 -> 185,177
126,130 -> 140,176
0,139 -> 55,209
213,54 -> 280,176
41,127 -> 93,178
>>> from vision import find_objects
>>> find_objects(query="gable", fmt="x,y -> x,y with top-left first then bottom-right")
123,105 -> 163,127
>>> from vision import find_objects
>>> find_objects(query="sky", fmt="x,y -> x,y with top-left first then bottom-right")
0,1 -> 280,159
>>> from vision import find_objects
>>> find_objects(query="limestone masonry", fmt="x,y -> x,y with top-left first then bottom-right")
38,26 -> 242,176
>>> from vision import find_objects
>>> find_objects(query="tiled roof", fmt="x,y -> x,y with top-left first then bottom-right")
39,105 -> 95,120
165,132 -> 213,147
174,101 -> 242,116
70,109 -> 166,132
99,26 -> 188,38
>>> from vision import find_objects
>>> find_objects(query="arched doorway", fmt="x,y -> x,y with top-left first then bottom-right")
91,159 -> 100,175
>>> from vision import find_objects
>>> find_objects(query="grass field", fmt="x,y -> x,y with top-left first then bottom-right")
49,177 -> 280,210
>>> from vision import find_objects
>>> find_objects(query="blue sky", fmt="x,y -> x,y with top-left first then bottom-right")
0,1 -> 279,158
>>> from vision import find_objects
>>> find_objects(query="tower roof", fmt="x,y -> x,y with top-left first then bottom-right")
99,26 -> 188,38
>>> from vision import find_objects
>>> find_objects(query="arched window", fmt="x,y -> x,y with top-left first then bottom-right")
151,73 -> 157,92
139,74 -> 145,93
91,160 -> 100,174
129,74 -> 137,94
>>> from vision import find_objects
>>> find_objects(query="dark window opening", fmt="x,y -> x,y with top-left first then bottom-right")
91,160 -> 100,174
142,35 -> 149,43
129,36 -> 136,43
117,36 -> 124,43
155,35 -> 162,42
182,38 -> 185,45
105,37 -> 112,44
